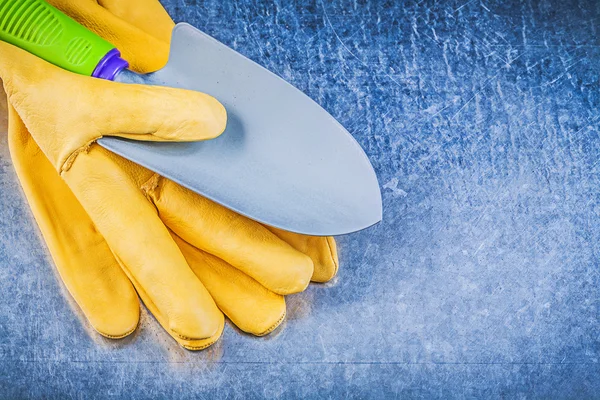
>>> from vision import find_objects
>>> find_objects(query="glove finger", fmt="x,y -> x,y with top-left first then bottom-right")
0,42 -> 226,172
267,228 -> 339,283
144,176 -> 314,295
7,106 -> 139,338
172,233 -> 286,337
61,145 -> 223,342
96,0 -> 175,45
46,0 -> 172,73
112,254 -> 224,351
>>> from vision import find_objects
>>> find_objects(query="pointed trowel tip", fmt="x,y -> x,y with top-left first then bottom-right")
314,181 -> 383,237
345,188 -> 383,235
306,151 -> 383,237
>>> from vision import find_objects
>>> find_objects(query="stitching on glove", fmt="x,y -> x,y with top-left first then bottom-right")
97,324 -> 139,340
174,332 -> 217,341
181,337 -> 221,351
258,308 -> 287,337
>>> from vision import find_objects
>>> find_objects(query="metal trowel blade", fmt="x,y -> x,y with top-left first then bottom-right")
99,23 -> 382,236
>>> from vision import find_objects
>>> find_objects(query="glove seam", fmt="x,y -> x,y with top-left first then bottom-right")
326,238 -> 339,278
173,332 -> 217,341
256,308 -> 287,337
140,173 -> 162,206
97,324 -> 139,340
181,337 -> 220,351
60,138 -> 100,174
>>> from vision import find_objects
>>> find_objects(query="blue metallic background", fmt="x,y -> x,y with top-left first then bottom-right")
1,0 -> 599,398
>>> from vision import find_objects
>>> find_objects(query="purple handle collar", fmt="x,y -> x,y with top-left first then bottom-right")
92,49 -> 129,81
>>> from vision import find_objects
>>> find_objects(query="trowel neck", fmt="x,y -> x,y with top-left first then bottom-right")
92,49 -> 129,81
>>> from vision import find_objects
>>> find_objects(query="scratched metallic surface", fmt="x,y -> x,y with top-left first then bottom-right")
1,0 -> 599,398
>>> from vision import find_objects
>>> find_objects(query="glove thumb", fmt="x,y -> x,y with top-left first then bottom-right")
0,41 -> 226,173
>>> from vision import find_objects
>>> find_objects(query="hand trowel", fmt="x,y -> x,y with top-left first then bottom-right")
0,0 -> 382,236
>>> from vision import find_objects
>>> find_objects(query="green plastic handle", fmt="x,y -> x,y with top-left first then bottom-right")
0,0 -> 115,76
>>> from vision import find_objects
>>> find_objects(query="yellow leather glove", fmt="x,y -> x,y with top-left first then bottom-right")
2,0 -> 339,350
